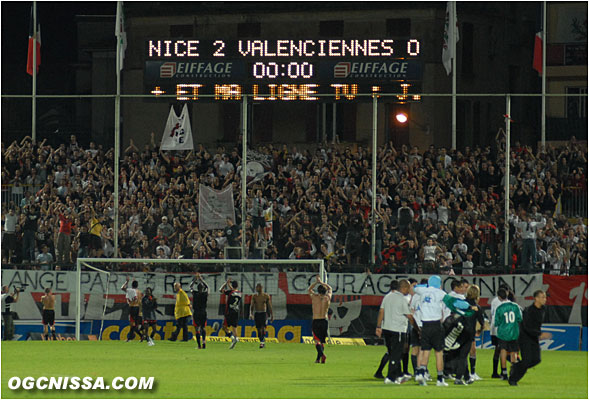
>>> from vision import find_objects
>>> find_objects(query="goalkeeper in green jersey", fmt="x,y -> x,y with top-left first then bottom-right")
493,288 -> 523,381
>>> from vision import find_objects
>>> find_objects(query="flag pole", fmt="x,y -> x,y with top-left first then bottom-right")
241,96 -> 248,259
32,1 -> 37,144
370,94 -> 377,265
541,0 -> 546,147
451,0 -> 457,150
504,96 -> 511,269
113,1 -> 122,256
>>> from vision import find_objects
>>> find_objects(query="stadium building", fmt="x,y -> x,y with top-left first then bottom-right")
69,2 -> 582,150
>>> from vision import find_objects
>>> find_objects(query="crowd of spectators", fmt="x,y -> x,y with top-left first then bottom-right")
1,131 -> 587,275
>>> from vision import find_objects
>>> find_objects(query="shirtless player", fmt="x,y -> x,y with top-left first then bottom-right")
249,283 -> 274,348
308,275 -> 332,363
41,288 -> 57,340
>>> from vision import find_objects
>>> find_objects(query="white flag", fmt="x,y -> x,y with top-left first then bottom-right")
442,1 -> 459,75
198,184 -> 235,230
115,1 -> 127,71
160,104 -> 194,151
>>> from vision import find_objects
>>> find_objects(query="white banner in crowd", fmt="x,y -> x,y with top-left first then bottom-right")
198,184 -> 235,230
160,104 -> 194,151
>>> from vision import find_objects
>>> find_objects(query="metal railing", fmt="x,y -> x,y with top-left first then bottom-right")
0,184 -> 43,208
4,260 -> 584,276
561,186 -> 588,218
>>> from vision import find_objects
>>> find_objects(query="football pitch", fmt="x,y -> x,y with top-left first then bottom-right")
1,341 -> 587,399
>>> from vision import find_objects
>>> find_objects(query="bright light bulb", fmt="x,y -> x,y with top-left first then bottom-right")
396,113 -> 408,124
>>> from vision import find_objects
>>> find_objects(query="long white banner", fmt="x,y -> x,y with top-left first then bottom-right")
1,270 -> 544,322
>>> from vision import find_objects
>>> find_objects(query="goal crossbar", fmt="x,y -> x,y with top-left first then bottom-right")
75,258 -> 325,340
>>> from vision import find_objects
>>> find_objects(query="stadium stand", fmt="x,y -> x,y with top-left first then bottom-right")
1,133 -> 587,275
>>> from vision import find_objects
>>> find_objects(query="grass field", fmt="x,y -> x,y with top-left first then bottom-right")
1,341 -> 587,399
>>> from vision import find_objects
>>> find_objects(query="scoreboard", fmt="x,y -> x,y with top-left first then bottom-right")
144,38 -> 423,101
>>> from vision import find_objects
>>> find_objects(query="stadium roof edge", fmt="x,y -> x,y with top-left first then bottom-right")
123,1 -> 447,18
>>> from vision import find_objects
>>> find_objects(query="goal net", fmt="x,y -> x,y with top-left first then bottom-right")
77,260 -> 111,341
75,258 -> 325,341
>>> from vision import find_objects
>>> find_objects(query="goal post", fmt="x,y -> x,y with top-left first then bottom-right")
75,258 -> 325,340
77,260 -> 111,340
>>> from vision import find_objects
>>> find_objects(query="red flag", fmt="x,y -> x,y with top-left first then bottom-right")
26,6 -> 41,76
533,31 -> 542,75
532,5 -> 543,75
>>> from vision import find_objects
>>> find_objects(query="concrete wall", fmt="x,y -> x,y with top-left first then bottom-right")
546,66 -> 588,118
87,4 -> 558,149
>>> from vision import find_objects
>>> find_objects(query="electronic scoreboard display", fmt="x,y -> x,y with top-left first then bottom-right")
144,38 -> 423,101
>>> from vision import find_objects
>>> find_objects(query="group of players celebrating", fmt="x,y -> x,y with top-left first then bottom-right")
120,272 -> 274,350
114,271 -> 548,389
373,275 -> 550,387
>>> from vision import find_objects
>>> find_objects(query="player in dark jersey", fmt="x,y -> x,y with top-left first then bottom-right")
508,290 -> 551,386
190,272 -> 209,349
219,279 -> 242,349
141,287 -> 159,346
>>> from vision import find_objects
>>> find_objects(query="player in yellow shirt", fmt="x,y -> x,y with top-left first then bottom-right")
169,282 -> 192,341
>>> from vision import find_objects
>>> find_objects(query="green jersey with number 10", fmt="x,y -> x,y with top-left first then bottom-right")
494,301 -> 523,341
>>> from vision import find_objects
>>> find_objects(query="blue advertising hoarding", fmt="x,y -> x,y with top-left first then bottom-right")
94,319 -> 311,343
12,320 -> 93,341
475,324 -> 581,351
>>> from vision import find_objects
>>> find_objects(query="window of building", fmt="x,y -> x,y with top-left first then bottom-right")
386,18 -> 411,37
566,87 -> 588,119
319,20 -> 343,37
237,22 -> 261,38
170,24 -> 193,37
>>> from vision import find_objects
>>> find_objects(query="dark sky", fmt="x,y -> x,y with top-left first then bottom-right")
0,1 -> 446,69
1,2 -> 115,77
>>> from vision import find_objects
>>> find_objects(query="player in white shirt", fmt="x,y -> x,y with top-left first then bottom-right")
414,276 -> 472,387
374,280 -> 412,380
413,276 -> 451,387
489,284 -> 510,378
401,281 -> 415,379
375,280 -> 414,384
121,277 -> 143,342
409,278 -> 428,379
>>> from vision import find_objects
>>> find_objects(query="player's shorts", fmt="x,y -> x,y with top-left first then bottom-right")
253,216 -> 266,229
254,312 -> 267,330
410,326 -> 421,347
193,312 -> 207,328
42,309 -> 55,326
312,319 -> 328,344
497,338 -> 519,353
420,321 -> 444,351
143,319 -> 157,325
89,235 -> 102,250
223,310 -> 239,328
129,306 -> 140,325
491,335 -> 498,347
